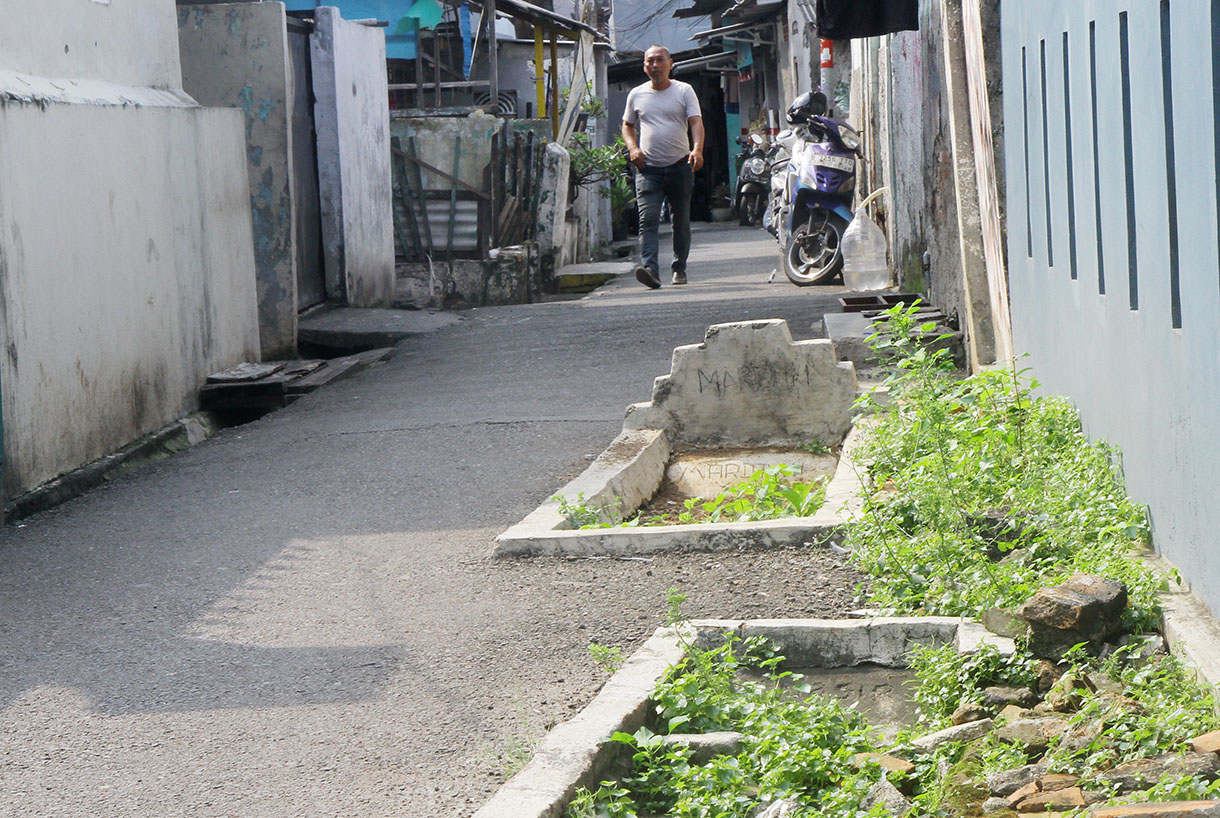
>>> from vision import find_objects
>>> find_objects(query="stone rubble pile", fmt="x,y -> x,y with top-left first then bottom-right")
843,574 -> 1220,817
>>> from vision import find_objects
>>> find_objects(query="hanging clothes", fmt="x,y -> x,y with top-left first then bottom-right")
814,0 -> 918,39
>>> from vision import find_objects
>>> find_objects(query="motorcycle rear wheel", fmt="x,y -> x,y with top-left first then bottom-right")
783,209 -> 847,285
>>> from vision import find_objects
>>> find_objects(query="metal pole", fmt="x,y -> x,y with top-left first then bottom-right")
487,0 -> 498,110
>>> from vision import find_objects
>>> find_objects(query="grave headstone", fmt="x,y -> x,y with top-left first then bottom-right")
623,319 -> 857,446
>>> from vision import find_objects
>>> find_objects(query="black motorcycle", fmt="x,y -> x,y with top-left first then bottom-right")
733,134 -> 770,227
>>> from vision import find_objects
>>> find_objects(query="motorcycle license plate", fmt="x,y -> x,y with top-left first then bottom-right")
815,155 -> 854,172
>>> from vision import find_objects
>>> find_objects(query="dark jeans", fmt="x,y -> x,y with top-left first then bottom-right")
635,160 -> 693,274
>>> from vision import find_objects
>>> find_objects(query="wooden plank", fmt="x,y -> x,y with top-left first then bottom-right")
496,197 -> 520,244
433,30 -> 443,106
206,362 -> 286,383
490,125 -> 501,220
284,358 -> 363,395
447,136 -> 462,259
550,34 -> 559,139
510,131 -> 521,198
278,360 -> 326,378
407,136 -> 435,256
390,137 -> 423,258
200,372 -> 296,410
420,189 -> 481,200
414,25 -> 424,109
388,80 -> 490,91
523,131 -> 534,215
286,348 -> 396,396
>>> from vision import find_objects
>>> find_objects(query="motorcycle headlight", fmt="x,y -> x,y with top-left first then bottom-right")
837,124 -> 861,151
747,157 -> 767,175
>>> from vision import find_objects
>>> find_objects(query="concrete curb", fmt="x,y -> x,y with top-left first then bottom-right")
1145,554 -> 1220,711
471,627 -> 687,818
5,413 -> 217,522
493,423 -> 870,558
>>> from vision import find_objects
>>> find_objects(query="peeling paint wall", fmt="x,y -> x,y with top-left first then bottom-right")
0,0 -> 259,498
390,111 -> 499,193
537,141 -> 572,267
855,3 -> 966,328
178,2 -> 299,360
312,8 -> 395,308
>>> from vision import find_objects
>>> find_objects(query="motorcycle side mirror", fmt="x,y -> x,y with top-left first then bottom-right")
750,133 -> 764,145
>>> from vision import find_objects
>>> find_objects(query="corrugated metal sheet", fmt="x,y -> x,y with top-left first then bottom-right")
421,199 -> 481,252
393,196 -> 482,255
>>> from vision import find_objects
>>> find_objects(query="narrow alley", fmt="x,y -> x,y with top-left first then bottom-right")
0,227 -> 865,818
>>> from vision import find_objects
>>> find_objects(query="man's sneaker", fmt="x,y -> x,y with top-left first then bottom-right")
634,265 -> 661,289
672,271 -> 688,285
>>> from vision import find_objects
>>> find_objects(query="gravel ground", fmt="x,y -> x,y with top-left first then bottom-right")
0,226 -> 869,818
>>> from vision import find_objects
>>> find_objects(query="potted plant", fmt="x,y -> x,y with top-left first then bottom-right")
710,183 -> 733,222
609,175 -> 635,241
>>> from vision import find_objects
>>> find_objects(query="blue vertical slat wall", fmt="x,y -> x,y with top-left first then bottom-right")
1001,0 -> 1220,618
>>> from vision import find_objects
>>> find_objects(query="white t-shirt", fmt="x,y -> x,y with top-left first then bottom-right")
623,80 -> 702,167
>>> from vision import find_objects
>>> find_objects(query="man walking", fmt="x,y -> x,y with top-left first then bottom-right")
622,45 -> 704,288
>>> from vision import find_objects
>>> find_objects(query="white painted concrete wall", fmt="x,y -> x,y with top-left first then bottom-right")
312,7 -> 396,307
1002,0 -> 1220,619
0,0 -> 183,92
0,104 -> 260,497
0,0 -> 260,498
178,2 -> 299,359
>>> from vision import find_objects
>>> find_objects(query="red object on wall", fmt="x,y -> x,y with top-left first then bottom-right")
820,39 -> 834,68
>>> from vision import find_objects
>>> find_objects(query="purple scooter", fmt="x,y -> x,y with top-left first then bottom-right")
774,90 -> 862,286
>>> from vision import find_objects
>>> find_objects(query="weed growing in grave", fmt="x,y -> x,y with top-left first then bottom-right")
663,588 -> 688,627
675,465 -> 827,524
899,639 -> 1220,813
566,782 -> 635,818
588,642 -> 624,675
557,466 -> 828,529
848,302 -> 1160,629
568,630 -> 887,818
800,438 -> 832,455
553,492 -> 625,528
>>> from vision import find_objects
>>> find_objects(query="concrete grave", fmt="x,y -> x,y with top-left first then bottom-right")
493,424 -> 867,557
495,321 -> 865,558
472,618 -> 1006,818
624,320 -> 858,447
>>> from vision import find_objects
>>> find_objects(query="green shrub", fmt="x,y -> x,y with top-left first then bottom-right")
849,303 -> 1159,630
